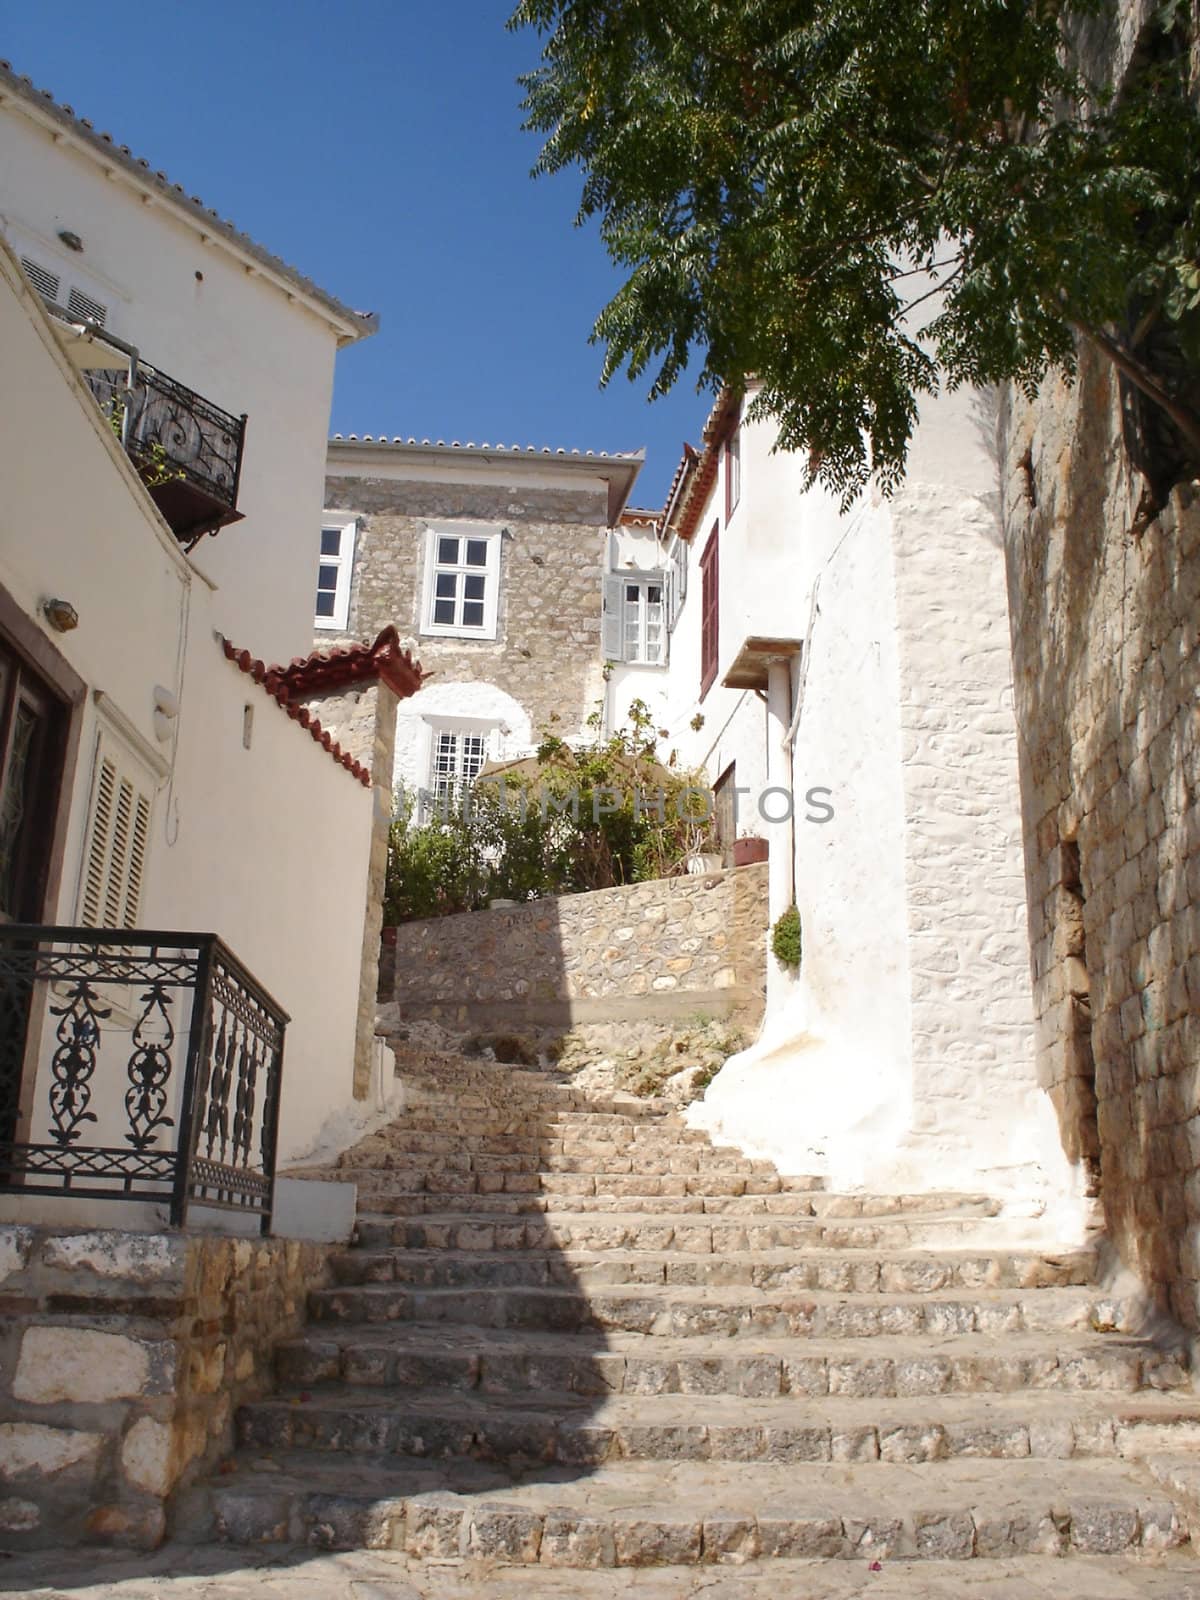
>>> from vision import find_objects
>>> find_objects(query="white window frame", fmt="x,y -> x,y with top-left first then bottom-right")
314,516 -> 357,631
667,537 -> 688,630
421,718 -> 496,814
420,523 -> 502,641
603,572 -> 667,666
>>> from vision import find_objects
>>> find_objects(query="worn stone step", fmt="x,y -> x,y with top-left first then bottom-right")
183,1451 -> 1185,1561
333,1244 -> 1102,1294
364,1210 -> 1019,1252
306,1282 -> 1112,1341
238,1386 -> 1200,1466
275,1325 -> 1184,1398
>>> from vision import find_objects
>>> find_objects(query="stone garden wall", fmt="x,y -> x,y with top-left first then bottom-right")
380,863 -> 768,1033
0,1226 -> 331,1549
1002,347 -> 1200,1335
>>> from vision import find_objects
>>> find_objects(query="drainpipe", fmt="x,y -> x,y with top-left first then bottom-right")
765,656 -> 794,1009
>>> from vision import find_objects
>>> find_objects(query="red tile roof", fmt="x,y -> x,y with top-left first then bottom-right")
220,627 -> 424,788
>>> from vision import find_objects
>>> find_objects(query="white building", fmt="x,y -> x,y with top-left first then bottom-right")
628,384 -> 1086,1230
0,66 -> 414,1230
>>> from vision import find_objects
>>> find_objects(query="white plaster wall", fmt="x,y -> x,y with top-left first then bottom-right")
0,104 -> 351,668
0,247 -> 374,1204
392,681 -> 533,802
686,384 -> 1083,1233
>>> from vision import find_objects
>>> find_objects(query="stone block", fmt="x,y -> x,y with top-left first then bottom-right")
13,1326 -> 168,1404
0,1423 -> 102,1481
0,1226 -> 34,1285
612,1516 -> 702,1565
121,1417 -> 176,1497
39,1231 -> 183,1283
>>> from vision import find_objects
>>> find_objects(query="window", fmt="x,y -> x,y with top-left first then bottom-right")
700,522 -> 720,696
725,429 -> 741,521
0,638 -> 66,924
421,524 -> 501,639
602,574 -> 666,665
314,518 -> 357,630
77,734 -> 154,932
428,726 -> 489,807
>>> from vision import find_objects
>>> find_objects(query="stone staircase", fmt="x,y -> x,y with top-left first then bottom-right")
180,1045 -> 1200,1570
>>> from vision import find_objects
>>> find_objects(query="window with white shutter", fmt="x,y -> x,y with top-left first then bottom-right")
78,736 -> 154,933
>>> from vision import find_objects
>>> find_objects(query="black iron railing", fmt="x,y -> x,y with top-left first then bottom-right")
0,928 -> 287,1231
84,364 -> 247,548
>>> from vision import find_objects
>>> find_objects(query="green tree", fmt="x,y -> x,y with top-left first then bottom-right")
510,0 -> 1200,504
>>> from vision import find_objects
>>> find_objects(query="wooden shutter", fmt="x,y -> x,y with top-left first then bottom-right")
79,741 -> 153,932
601,574 -> 625,661
700,523 -> 720,695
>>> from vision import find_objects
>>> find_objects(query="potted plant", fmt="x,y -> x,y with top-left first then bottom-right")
733,833 -> 769,866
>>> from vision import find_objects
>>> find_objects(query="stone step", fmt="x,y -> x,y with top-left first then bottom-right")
363,1210 -> 1022,1252
347,1179 -> 1001,1212
237,1386 -> 1200,1466
305,1282 -> 1111,1341
275,1325 -> 1185,1398
333,1244 -> 1102,1293
183,1452 -> 1185,1561
341,1157 -> 779,1189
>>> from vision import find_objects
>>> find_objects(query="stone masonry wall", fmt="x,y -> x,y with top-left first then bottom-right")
0,1226 -> 331,1549
323,473 -> 609,744
1002,345 -> 1200,1332
381,863 -> 768,1032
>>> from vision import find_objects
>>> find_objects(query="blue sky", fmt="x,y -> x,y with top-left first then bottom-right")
2,1 -> 706,507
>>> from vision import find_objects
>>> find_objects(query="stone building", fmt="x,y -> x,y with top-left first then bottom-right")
319,437 -> 643,804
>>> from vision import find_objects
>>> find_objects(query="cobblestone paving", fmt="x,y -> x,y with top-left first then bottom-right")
5,1546 -> 1200,1599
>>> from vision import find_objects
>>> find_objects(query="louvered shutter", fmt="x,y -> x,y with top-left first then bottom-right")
17,251 -> 111,327
601,574 -> 625,661
79,741 -> 153,932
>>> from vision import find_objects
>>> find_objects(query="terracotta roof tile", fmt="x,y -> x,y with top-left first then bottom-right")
219,626 -> 424,787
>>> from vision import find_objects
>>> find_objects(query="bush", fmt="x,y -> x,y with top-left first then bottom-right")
771,905 -> 802,967
382,703 -> 718,923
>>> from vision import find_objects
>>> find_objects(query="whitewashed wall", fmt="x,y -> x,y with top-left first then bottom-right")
0,103 -> 360,668
677,389 -> 1083,1230
0,245 -> 374,1222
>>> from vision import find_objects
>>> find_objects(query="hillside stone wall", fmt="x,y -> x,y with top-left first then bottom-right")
1002,345 -> 1200,1334
0,1226 -> 331,1549
380,863 -> 768,1032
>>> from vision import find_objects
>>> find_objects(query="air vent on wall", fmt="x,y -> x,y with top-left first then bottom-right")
20,255 -> 60,303
67,286 -> 108,327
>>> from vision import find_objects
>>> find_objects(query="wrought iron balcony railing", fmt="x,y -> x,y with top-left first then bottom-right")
0,927 -> 287,1231
43,301 -> 246,549
84,362 -> 247,549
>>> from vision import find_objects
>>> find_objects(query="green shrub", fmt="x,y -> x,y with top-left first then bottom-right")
771,904 -> 802,967
382,703 -> 719,923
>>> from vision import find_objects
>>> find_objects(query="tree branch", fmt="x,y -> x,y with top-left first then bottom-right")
1076,320 -> 1200,460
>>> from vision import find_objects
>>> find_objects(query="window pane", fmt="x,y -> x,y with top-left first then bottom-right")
463,574 -> 486,600
315,592 -> 336,617
433,599 -> 455,625
625,584 -> 640,603
438,536 -> 459,565
647,585 -> 662,604
465,539 -> 489,567
321,528 -> 341,557
462,600 -> 485,627
317,566 -> 338,591
435,572 -> 457,599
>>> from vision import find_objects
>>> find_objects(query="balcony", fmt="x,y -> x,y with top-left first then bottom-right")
50,305 -> 247,549
0,927 -> 288,1231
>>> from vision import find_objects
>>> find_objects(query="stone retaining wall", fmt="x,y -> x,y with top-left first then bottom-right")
0,1227 -> 331,1549
1003,346 -> 1200,1333
380,864 -> 768,1032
